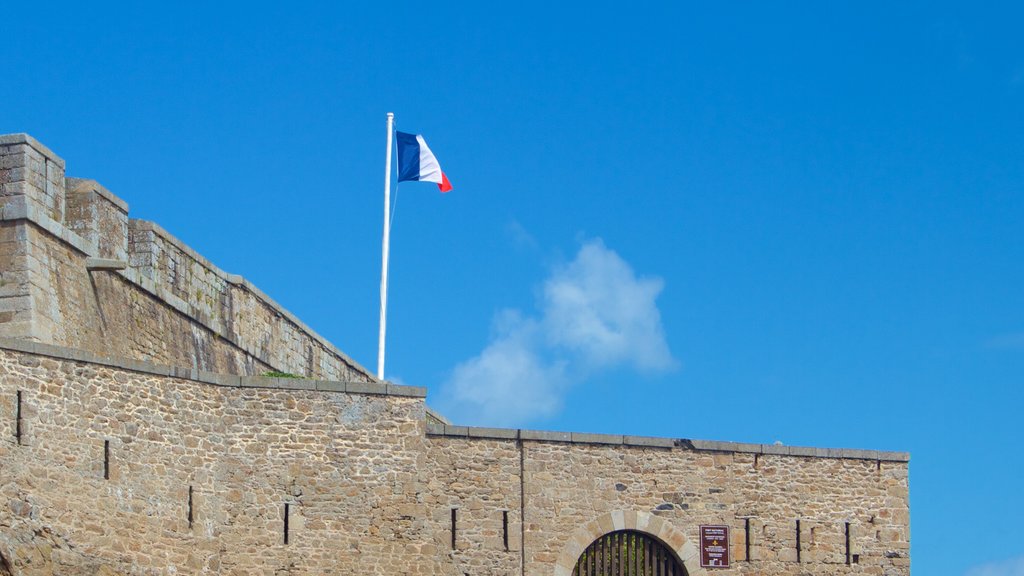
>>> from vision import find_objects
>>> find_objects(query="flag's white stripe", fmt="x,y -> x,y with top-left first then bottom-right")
415,134 -> 443,184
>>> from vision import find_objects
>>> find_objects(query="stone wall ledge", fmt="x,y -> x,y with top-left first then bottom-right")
0,337 -> 426,398
427,424 -> 910,462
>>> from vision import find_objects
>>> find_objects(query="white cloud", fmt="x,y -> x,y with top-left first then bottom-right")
439,312 -> 568,426
436,238 -> 675,427
543,239 -> 676,373
966,556 -> 1024,576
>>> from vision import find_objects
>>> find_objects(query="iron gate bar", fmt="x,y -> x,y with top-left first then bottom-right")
572,530 -> 686,576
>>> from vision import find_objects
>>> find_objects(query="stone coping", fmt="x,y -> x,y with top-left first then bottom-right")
0,133 -> 66,169
0,338 -> 426,398
426,422 -> 910,462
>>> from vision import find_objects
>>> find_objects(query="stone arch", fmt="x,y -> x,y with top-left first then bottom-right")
553,511 -> 705,576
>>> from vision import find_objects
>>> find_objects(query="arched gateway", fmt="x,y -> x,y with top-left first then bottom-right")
573,530 -> 686,576
553,511 -> 704,576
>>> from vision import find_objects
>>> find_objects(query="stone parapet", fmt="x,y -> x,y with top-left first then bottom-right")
0,133 -> 66,223
66,177 -> 129,260
0,335 -> 907,462
125,218 -> 366,380
0,337 -> 421,397
427,423 -> 910,462
0,132 -> 373,381
0,319 -> 909,576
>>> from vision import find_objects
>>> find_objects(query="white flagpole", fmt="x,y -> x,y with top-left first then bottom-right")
377,112 -> 395,380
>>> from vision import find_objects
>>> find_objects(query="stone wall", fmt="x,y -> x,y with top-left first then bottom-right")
426,430 -> 910,576
0,132 -> 910,576
0,339 -> 910,576
0,341 -> 430,576
0,134 -> 372,381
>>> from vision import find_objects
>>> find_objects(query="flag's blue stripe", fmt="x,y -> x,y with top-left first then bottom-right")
395,131 -> 421,182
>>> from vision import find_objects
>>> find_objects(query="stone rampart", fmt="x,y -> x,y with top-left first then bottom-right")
0,133 -> 909,576
0,134 -> 372,381
0,338 -> 909,575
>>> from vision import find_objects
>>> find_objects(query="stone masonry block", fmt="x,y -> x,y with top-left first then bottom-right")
571,432 -> 623,445
622,435 -> 674,448
442,425 -> 470,437
385,383 -> 427,397
314,380 -> 346,393
788,446 -> 817,457
180,366 -> 203,380
520,429 -> 572,443
882,451 -> 911,462
112,356 -> 168,377
610,510 -> 625,530
346,380 -> 388,395
731,442 -> 762,453
839,448 -> 878,460
0,320 -> 33,339
466,426 -> 518,440
760,444 -> 790,455
0,295 -> 31,314
270,377 -> 316,391
198,371 -> 242,388
690,439 -> 739,452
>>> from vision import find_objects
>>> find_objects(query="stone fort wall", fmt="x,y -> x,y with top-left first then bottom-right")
0,134 -> 372,381
0,134 -> 910,575
0,338 -> 910,576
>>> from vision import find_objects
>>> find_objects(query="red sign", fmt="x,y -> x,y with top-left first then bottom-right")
700,525 -> 730,568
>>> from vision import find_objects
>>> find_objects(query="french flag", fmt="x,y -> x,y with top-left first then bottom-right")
396,131 -> 453,192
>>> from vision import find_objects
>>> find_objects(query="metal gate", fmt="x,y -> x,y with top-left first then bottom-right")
572,530 -> 686,576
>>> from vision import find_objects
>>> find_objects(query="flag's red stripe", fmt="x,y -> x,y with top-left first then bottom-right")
438,172 -> 453,193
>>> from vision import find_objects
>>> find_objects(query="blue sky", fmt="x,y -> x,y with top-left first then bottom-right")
4,2 -> 1023,573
